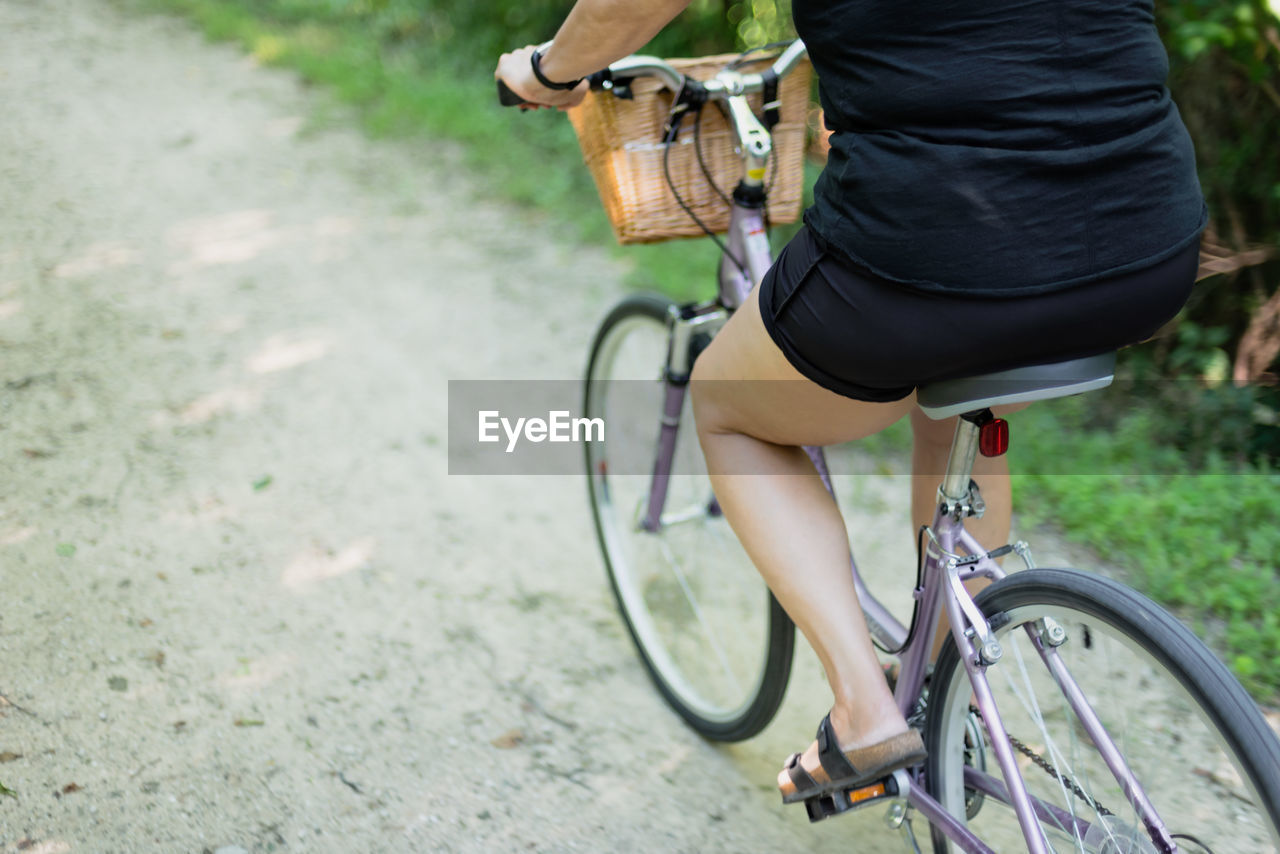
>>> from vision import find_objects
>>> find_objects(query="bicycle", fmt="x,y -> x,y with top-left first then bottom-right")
503,39 -> 1280,852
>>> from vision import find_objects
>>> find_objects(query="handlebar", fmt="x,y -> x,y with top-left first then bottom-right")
496,39 -> 807,108
595,39 -> 807,99
497,79 -> 527,107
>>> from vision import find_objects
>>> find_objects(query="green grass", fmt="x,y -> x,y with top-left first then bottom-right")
1014,469 -> 1280,695
143,0 -> 1280,700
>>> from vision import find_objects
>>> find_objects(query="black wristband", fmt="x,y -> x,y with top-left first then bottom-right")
530,48 -> 584,91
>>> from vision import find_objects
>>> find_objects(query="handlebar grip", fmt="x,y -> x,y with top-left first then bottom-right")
496,79 -> 528,107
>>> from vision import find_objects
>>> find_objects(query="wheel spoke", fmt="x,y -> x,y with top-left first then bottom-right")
997,640 -> 1083,848
654,535 -> 744,697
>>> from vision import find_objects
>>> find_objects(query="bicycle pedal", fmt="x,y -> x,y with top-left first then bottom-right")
802,774 -> 900,824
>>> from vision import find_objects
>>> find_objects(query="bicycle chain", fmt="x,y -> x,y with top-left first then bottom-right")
910,674 -> 1118,820
972,706 -> 1115,818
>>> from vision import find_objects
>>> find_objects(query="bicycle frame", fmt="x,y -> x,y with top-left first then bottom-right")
629,48 -> 1178,854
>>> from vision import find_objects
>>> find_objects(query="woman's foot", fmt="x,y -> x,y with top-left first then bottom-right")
777,706 -> 925,802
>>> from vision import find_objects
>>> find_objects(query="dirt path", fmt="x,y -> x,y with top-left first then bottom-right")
0,2 -> 951,851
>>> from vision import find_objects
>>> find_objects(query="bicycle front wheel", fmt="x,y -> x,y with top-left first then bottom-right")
584,293 -> 794,741
925,568 -> 1280,853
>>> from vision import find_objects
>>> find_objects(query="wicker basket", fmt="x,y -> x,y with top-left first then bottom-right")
567,53 -> 812,244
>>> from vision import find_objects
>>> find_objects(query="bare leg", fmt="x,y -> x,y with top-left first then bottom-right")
689,286 -> 916,796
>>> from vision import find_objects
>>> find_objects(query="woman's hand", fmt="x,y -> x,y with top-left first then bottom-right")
495,0 -> 692,109
494,45 -> 589,111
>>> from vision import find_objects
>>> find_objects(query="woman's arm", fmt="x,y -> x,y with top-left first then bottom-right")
494,0 -> 693,109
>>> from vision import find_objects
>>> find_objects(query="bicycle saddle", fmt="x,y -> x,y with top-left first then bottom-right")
916,352 -> 1117,420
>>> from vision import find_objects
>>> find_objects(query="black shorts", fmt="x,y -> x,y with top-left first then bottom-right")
758,226 -> 1199,402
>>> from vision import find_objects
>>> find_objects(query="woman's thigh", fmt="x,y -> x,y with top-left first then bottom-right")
690,284 -> 915,448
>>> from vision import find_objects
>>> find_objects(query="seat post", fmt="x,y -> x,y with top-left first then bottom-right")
940,410 -> 987,505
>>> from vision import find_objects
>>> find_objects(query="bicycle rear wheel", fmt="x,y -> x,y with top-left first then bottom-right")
925,568 -> 1280,853
584,293 -> 794,741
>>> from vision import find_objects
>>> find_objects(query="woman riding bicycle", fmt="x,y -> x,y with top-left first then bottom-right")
496,0 -> 1204,806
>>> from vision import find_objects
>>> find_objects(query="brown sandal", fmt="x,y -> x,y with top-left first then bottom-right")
781,714 -> 927,805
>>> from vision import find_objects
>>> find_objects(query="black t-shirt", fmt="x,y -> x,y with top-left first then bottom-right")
792,0 -> 1207,295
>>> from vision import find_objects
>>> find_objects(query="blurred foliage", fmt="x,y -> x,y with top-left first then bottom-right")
1154,2 -> 1280,451
1160,0 -> 1280,246
1120,320 -> 1280,467
281,0 -> 794,58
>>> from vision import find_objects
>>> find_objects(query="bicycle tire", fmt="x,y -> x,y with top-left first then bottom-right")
924,568 -> 1280,853
584,293 -> 794,741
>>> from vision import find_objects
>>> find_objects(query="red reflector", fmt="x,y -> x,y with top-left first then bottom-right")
979,418 -> 1009,457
